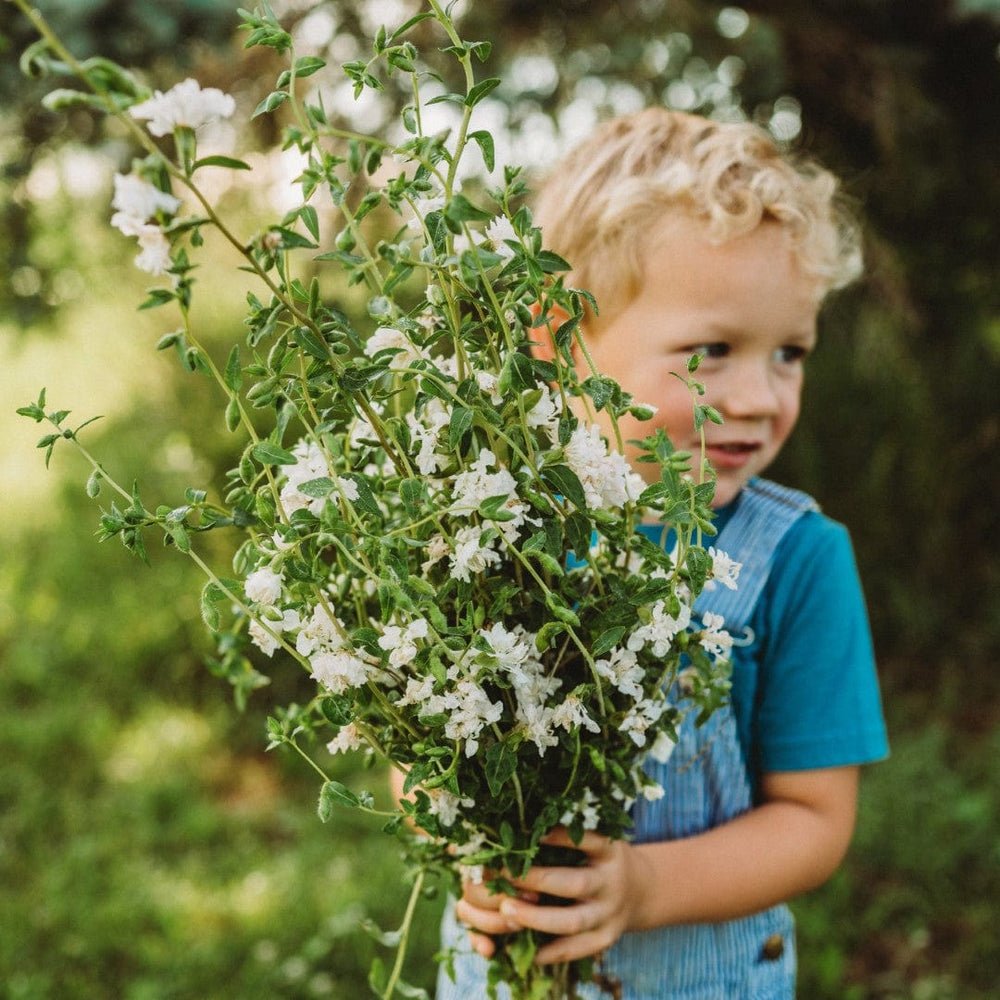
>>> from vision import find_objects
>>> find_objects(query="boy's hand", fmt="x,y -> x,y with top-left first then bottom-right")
455,827 -> 644,965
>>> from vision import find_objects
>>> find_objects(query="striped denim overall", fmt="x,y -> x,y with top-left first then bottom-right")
437,479 -> 819,1000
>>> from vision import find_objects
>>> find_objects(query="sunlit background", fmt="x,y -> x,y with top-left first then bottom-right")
2,1 -> 998,997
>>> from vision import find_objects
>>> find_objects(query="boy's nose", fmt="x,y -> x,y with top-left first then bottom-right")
719,364 -> 782,419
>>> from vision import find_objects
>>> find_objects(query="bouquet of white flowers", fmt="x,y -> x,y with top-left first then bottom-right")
13,2 -> 734,997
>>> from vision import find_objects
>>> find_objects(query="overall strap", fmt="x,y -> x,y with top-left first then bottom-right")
694,477 -> 820,632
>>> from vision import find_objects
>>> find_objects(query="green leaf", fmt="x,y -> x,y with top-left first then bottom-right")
192,155 -> 252,171
253,90 -> 289,117
448,404 -> 474,449
464,77 -> 501,108
252,442 -> 297,465
360,917 -> 402,948
293,55 -> 326,78
484,739 -> 518,797
318,780 -> 360,821
469,129 -> 495,171
497,350 -> 535,395
592,626 -> 628,658
292,325 -> 330,361
541,463 -> 588,511
224,345 -> 242,392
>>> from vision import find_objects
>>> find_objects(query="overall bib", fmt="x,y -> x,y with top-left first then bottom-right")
438,479 -> 818,1000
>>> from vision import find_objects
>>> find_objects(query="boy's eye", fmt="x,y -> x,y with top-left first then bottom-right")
689,343 -> 729,360
775,345 -> 808,364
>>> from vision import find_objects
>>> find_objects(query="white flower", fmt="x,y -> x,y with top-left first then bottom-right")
595,646 -> 645,700
620,698 -> 666,748
364,326 -> 424,369
699,611 -> 734,657
648,729 -> 677,764
132,225 -> 173,275
396,674 -> 436,708
279,439 -> 331,516
484,216 -> 518,258
708,547 -> 741,591
479,621 -> 534,672
640,780 -> 666,801
110,173 -> 180,230
337,476 -> 359,502
449,524 -> 502,582
326,723 -> 364,756
426,679 -> 503,756
295,603 -> 345,657
551,694 -> 601,734
525,384 -> 561,444
248,619 -> 279,656
560,788 -> 600,830
407,400 -> 451,476
426,788 -> 474,828
130,78 -> 236,136
378,618 -> 429,669
627,599 -> 693,658
475,370 -> 503,404
244,566 -> 284,606
310,649 -> 371,694
421,534 -> 450,573
564,424 -> 645,510
516,701 -> 559,757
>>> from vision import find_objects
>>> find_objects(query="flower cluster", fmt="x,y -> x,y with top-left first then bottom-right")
15,4 -> 736,999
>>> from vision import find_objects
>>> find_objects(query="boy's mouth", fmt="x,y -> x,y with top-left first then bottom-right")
706,441 -> 762,469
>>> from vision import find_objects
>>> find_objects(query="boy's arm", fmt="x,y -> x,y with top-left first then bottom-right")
456,764 -> 859,965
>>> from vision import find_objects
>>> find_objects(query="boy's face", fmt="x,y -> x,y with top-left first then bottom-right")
579,217 -> 821,508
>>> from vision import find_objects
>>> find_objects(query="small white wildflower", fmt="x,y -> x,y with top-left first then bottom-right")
336,476 -> 359,502
648,729 -> 677,765
627,600 -> 693,658
426,788 -> 474,828
484,216 -> 518,258
564,424 -> 645,510
426,679 -> 503,757
516,701 -> 559,757
132,225 -> 173,275
130,77 -> 236,136
525,384 -> 561,444
421,534 -> 450,573
708,547 -> 741,591
364,326 -> 424,369
620,699 -> 666,748
295,604 -> 345,657
449,524 -> 502,582
396,674 -> 436,708
378,618 -> 429,669
560,788 -> 600,830
480,621 -> 533,672
110,173 -> 180,230
699,611 -> 734,657
640,780 -> 666,801
310,649 -> 371,694
551,694 -> 601,734
244,566 -> 284,606
474,370 -> 503,404
595,646 -> 645,700
326,723 -> 364,756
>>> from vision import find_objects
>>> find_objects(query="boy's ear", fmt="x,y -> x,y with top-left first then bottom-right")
527,301 -> 573,363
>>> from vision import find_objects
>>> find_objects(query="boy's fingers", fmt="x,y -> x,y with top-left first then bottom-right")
468,931 -> 497,959
455,897 -> 522,935
499,897 -> 597,939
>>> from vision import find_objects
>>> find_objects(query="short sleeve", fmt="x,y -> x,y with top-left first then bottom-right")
751,512 -> 889,773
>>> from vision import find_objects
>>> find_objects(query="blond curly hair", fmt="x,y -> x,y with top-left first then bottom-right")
532,108 -> 863,325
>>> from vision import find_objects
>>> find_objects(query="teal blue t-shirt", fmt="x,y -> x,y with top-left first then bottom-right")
637,495 -> 888,785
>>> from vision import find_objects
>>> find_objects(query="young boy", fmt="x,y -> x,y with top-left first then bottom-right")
440,109 -> 889,998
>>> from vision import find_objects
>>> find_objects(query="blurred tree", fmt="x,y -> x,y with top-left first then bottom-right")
4,0 -> 997,698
